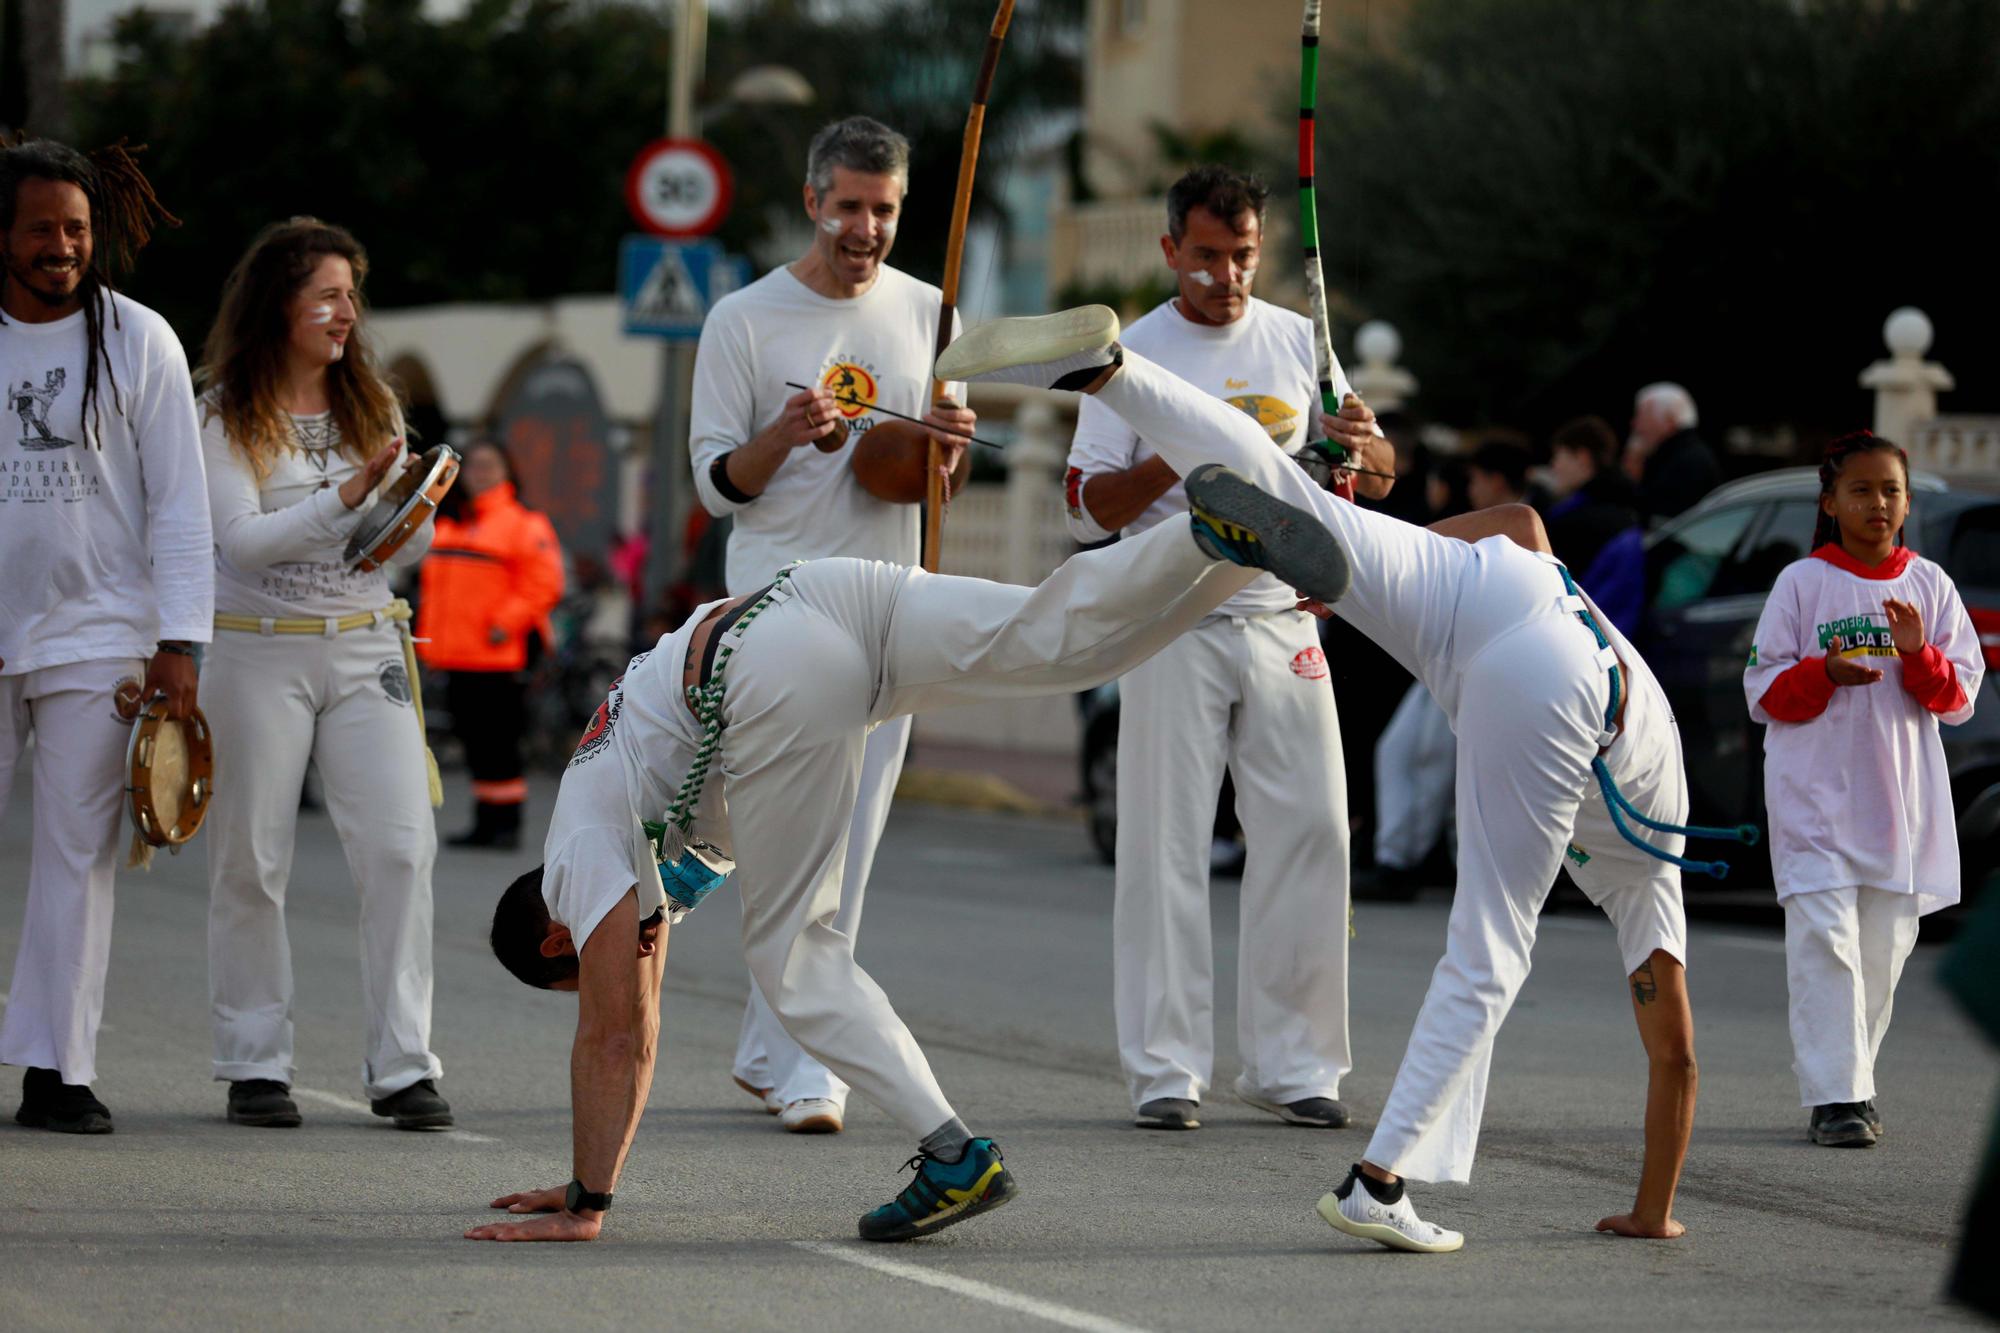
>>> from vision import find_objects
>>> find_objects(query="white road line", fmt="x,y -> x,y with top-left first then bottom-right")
292,1086 -> 499,1143
792,1240 -> 1162,1333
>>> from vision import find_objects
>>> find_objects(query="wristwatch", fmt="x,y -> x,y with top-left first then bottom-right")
565,1178 -> 614,1214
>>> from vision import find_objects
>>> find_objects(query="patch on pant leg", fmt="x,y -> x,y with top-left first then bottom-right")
1290,646 -> 1329,680
377,659 -> 412,706
112,675 -> 144,720
1565,842 -> 1591,867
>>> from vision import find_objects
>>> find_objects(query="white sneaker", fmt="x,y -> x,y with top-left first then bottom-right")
1316,1166 -> 1464,1254
780,1098 -> 844,1134
733,1075 -> 782,1115
934,306 -> 1123,390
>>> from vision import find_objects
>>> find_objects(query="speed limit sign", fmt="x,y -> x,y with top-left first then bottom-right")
624,138 -> 735,238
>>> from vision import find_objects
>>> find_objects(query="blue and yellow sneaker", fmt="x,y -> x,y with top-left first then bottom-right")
857,1138 -> 1018,1242
1185,463 -> 1353,606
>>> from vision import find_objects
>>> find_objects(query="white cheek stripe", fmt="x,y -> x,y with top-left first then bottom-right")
819,216 -> 845,235
1186,269 -> 1215,287
307,304 -> 334,325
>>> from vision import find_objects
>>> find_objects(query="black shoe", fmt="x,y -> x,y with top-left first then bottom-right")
1238,1086 -> 1351,1128
15,1067 -> 114,1134
1134,1097 -> 1200,1130
1808,1102 -> 1877,1147
370,1078 -> 454,1130
448,801 -> 523,850
1859,1099 -> 1884,1138
227,1079 -> 302,1128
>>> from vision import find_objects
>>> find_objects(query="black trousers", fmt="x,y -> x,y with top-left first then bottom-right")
446,670 -> 526,796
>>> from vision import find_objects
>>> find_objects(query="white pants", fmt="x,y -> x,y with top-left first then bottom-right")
0,658 -> 144,1086
732,713 -> 909,1108
718,521 -> 1253,1138
1783,885 -> 1921,1107
1373,683 -> 1455,872
1113,611 -> 1350,1109
1095,351 -> 1689,1183
203,623 -> 441,1098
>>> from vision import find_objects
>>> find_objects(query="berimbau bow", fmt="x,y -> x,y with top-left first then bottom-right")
925,0 -> 1017,572
1298,0 -> 1357,500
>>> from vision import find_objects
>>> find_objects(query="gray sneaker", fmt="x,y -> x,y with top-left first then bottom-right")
1184,464 -> 1353,607
1134,1098 -> 1200,1131
1809,1102 -> 1876,1147
1237,1085 -> 1350,1128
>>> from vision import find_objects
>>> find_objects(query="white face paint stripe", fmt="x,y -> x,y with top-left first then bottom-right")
819,216 -> 845,235
306,304 -> 334,325
1186,269 -> 1215,286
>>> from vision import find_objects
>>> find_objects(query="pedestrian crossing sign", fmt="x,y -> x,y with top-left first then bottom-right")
619,235 -> 752,340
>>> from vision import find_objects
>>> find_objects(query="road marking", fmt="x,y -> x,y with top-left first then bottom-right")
292,1087 -> 498,1143
792,1240 -> 1160,1333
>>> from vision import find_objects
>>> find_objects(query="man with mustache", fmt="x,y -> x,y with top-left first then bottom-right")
0,136 -> 212,1134
1060,165 -> 1392,1134
686,116 -> 974,1136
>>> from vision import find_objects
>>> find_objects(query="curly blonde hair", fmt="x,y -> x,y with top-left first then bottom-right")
198,218 -> 402,481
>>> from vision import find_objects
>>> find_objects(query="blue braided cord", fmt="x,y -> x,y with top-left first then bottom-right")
1558,566 -> 1622,733
1593,757 -> 1732,879
1592,759 -> 1759,845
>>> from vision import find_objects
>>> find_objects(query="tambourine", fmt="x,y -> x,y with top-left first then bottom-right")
126,699 -> 213,852
344,444 -> 460,572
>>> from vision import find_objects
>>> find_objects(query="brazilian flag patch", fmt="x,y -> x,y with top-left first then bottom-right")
1565,843 -> 1591,868
1746,644 -> 1758,667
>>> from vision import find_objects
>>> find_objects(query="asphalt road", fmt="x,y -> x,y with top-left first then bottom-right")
1,774 -> 1991,1332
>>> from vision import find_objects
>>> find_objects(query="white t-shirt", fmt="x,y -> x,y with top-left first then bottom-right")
1065,297 -> 1348,618
541,608 -> 728,951
689,264 -> 962,596
202,407 -> 429,618
1744,547 -> 1982,911
0,291 -> 213,672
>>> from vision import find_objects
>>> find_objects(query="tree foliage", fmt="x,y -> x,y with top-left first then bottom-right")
68,0 -> 1081,348
1319,0 -> 2000,440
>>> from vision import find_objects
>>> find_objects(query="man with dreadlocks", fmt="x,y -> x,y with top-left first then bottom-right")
0,136 -> 212,1134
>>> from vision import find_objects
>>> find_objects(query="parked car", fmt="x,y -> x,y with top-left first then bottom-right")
1639,467 -> 2000,897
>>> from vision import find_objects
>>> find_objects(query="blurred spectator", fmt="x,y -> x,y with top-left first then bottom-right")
1465,435 -> 1544,510
1545,415 -> 1645,636
1362,410 -> 1434,525
417,439 -> 564,849
1426,455 -> 1472,522
1625,382 -> 1720,522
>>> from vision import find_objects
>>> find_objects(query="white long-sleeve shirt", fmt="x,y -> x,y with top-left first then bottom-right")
0,290 -> 213,672
1064,297 -> 1345,618
688,264 -> 961,595
1744,544 -> 1982,912
202,407 -> 428,619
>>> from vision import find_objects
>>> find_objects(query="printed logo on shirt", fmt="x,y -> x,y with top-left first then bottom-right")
820,359 -> 881,430
377,659 -> 413,706
1290,646 -> 1329,680
1065,466 -> 1088,521
1224,378 -> 1249,389
10,368 -> 76,451
568,651 -> 651,769
1224,394 -> 1303,450
1816,614 -> 1897,658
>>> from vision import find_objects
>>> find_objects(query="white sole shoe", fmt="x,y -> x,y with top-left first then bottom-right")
934,306 -> 1122,389
733,1075 -> 782,1115
1316,1171 -> 1464,1254
780,1098 -> 844,1134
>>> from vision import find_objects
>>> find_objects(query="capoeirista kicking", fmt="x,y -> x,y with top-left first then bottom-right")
469,454 -> 1347,1244
938,305 -> 1730,1253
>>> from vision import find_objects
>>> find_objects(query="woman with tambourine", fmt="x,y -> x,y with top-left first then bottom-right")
195,218 -> 451,1133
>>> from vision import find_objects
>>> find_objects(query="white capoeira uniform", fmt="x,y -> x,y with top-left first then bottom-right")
0,291 -> 213,1086
1064,297 -> 1351,1111
1088,350 -> 1691,1183
690,263 -> 960,1112
1372,683 -> 1455,873
1744,544 -> 1980,1107
200,410 -> 442,1098
541,523 -> 1258,1136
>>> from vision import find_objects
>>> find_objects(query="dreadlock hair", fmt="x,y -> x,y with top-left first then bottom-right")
1813,430 -> 1911,551
0,135 -> 178,450
198,218 -> 403,483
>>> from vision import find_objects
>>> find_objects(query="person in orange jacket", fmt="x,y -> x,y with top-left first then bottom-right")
418,439 -> 564,848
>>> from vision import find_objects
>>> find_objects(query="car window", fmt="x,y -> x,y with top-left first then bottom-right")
1650,504 -> 1760,611
1946,503 -> 2000,595
1711,499 -> 1819,598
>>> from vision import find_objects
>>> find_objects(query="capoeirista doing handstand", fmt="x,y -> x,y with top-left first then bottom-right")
936,305 -> 1744,1255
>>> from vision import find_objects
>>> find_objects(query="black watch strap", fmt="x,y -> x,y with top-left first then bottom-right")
566,1178 -> 613,1214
